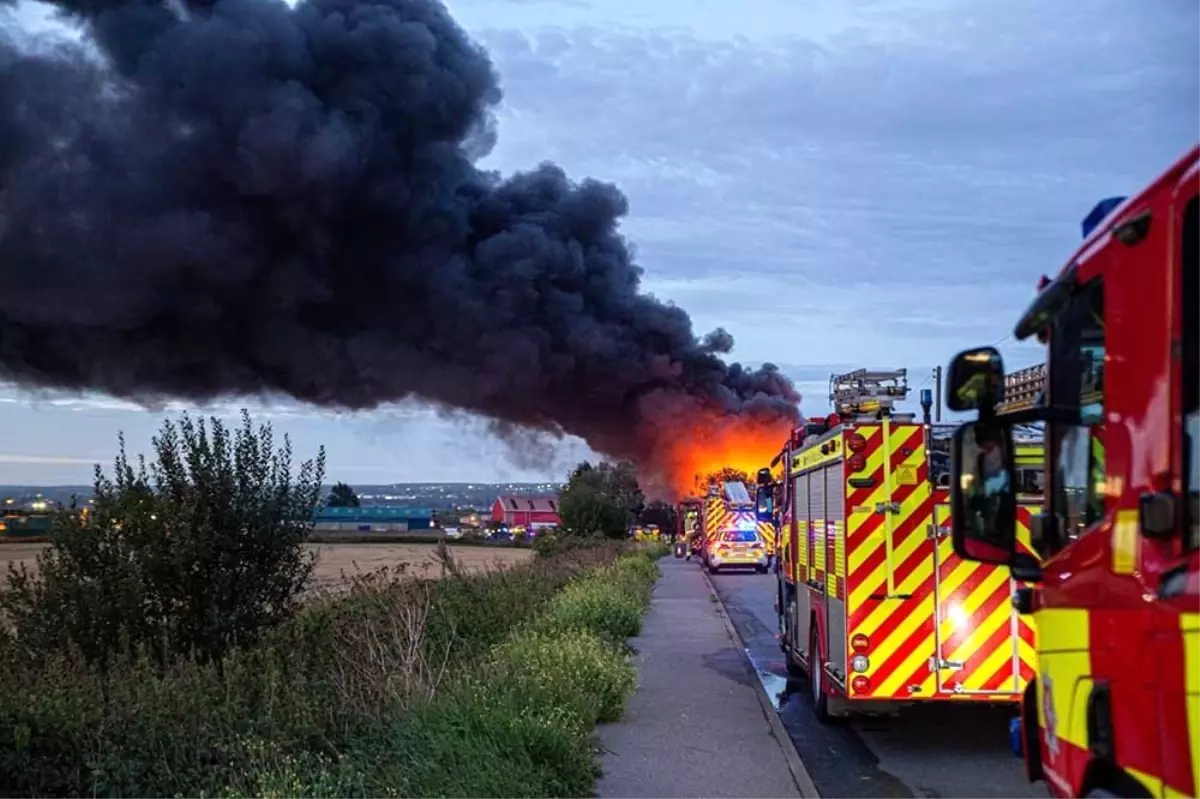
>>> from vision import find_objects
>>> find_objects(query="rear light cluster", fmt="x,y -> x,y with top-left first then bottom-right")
849,633 -> 871,693
854,633 -> 873,681
847,434 -> 867,473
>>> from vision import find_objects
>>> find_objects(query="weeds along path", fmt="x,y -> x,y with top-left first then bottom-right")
0,541 -> 666,798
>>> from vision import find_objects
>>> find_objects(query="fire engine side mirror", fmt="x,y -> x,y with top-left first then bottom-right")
949,421 -> 1017,566
945,346 -> 1005,413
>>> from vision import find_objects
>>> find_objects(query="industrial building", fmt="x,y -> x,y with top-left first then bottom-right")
490,495 -> 560,530
313,506 -> 433,534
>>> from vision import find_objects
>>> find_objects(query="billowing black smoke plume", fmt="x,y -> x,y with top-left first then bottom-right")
0,0 -> 800,468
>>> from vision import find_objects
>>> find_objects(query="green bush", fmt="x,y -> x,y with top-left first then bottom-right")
0,539 -> 655,798
534,574 -> 644,642
1,412 -> 325,670
531,527 -> 597,558
488,627 -> 637,730
339,680 -> 597,799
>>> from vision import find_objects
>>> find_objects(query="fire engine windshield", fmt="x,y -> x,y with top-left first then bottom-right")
1016,467 -> 1044,495
722,529 -> 759,543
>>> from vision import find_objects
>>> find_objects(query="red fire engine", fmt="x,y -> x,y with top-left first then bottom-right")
771,368 -> 1042,720
943,145 -> 1198,798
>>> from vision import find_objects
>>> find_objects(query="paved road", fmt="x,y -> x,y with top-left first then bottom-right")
707,567 -> 1048,799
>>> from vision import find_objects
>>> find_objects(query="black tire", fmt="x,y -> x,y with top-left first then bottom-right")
782,600 -> 805,677
707,561 -> 719,574
757,564 -> 769,574
810,628 -> 834,724
785,648 -> 805,677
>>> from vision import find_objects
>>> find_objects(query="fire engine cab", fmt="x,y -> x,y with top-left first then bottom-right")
943,146 -> 1198,798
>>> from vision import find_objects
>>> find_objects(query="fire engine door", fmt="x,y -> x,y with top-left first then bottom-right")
792,470 -> 812,661
824,460 -> 847,675
931,499 -> 1022,695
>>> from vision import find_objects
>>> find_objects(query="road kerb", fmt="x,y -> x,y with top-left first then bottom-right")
700,567 -> 822,799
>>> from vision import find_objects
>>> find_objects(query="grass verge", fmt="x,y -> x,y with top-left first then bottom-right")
0,541 -> 667,797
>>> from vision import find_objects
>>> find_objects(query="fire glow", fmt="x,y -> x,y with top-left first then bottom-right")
659,413 -> 796,498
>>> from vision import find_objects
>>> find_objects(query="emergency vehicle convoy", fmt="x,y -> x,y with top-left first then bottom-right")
770,368 -> 1044,722
943,146 -> 1198,799
677,479 -> 772,573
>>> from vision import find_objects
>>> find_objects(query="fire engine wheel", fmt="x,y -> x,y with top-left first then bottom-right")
809,629 -> 833,724
783,601 -> 804,677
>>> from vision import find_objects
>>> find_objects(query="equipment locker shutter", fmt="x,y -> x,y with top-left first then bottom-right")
825,462 -> 845,598
794,473 -> 809,577
810,466 -> 826,576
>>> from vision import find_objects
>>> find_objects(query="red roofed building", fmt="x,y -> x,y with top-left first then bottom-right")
491,495 -> 560,529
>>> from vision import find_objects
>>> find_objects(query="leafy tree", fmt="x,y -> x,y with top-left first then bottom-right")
694,467 -> 750,495
640,500 -> 678,537
327,480 -> 360,508
0,410 -> 326,669
558,460 -> 645,539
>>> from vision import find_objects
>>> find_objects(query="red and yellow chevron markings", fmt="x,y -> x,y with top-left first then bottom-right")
841,420 -> 1035,702
703,495 -> 727,551
845,422 -> 936,699
757,520 -> 778,554
930,525 -> 1026,695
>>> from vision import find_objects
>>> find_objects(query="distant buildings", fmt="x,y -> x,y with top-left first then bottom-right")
491,495 -> 560,530
0,509 -> 54,536
313,505 -> 433,534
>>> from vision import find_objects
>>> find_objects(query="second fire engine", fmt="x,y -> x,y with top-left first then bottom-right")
772,367 -> 1043,720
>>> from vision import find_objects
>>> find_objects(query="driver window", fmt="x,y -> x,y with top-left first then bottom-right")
1182,198 -> 1197,551
1051,279 -> 1106,541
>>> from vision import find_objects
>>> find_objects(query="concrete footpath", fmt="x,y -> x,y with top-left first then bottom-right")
595,557 -> 811,798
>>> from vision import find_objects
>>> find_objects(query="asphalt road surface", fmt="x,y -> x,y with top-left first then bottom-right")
707,568 -> 1048,799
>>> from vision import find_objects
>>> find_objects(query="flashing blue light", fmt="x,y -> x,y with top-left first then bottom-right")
735,516 -> 756,531
919,389 -> 932,409
1081,196 -> 1126,239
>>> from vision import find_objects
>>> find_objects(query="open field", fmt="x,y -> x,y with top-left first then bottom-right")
0,541 -> 534,589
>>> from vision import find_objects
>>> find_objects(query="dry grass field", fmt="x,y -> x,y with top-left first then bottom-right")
0,541 -> 534,590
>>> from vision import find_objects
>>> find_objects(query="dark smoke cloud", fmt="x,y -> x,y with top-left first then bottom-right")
0,0 -> 800,469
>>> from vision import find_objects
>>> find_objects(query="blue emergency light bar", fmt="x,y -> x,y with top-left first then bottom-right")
920,388 -> 932,410
1081,196 -> 1127,239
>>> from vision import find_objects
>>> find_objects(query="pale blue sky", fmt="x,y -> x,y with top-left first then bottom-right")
0,0 -> 1196,484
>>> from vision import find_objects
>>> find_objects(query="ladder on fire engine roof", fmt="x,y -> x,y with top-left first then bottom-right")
994,363 -> 1047,446
828,368 -> 913,421
995,363 -> 1046,414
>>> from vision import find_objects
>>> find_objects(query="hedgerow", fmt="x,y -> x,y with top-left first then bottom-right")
0,541 -> 662,797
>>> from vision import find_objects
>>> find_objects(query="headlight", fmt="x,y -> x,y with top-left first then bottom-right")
851,654 -> 870,673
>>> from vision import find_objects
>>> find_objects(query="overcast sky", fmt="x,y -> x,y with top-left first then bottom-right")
0,0 -> 1196,485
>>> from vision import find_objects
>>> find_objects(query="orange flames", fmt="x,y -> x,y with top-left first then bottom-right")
657,413 -> 795,499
